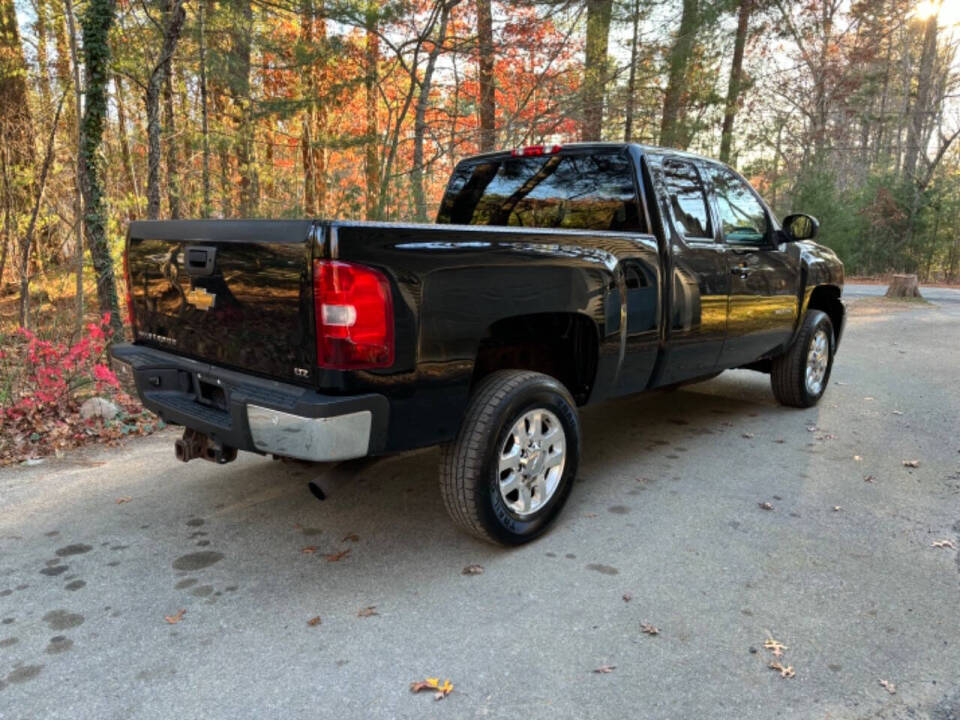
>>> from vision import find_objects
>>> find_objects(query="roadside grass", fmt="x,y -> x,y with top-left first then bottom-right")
846,295 -> 933,317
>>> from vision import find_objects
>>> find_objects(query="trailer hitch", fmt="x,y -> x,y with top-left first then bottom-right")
174,429 -> 237,465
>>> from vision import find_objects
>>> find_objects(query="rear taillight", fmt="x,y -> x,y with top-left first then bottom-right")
313,260 -> 394,370
123,244 -> 135,330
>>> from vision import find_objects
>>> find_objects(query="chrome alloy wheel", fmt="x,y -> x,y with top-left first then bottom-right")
498,409 -> 566,517
805,328 -> 830,396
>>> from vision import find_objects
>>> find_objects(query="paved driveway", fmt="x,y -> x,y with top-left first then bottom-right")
1,295 -> 959,719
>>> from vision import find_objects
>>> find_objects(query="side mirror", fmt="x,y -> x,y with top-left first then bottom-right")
782,213 -> 819,242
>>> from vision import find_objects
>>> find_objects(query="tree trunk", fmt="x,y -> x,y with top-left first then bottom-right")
476,0 -> 495,152
411,1 -> 453,222
230,0 -> 257,217
163,55 -> 181,218
78,0 -> 122,335
35,0 -> 51,109
364,2 -> 380,219
902,13 -> 937,184
62,0 -> 84,328
623,0 -> 641,142
145,0 -> 186,220
114,75 -> 140,212
19,93 -> 66,328
660,0 -> 698,149
581,0 -> 612,141
198,0 -> 211,217
718,0 -> 751,165
885,274 -> 921,298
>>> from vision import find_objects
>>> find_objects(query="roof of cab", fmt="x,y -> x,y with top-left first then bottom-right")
459,141 -> 718,166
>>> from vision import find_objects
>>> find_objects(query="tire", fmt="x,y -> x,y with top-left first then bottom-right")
771,310 -> 835,408
439,370 -> 580,546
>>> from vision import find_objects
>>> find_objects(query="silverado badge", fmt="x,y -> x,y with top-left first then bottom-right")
186,286 -> 216,311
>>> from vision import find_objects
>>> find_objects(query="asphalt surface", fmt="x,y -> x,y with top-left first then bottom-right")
1,291 -> 959,719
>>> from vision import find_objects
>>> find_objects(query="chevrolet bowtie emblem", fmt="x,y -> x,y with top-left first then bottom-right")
186,286 -> 216,311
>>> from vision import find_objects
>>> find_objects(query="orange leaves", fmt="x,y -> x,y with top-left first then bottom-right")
357,606 -> 378,618
592,665 -> 616,674
410,677 -> 453,700
164,609 -> 186,624
769,661 -> 795,678
307,616 -> 322,626
326,549 -> 351,562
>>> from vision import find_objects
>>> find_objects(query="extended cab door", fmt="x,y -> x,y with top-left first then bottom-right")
646,156 -> 730,386
702,163 -> 800,368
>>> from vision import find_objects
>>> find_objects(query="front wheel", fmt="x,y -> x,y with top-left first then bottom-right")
770,310 -> 835,408
439,370 -> 580,546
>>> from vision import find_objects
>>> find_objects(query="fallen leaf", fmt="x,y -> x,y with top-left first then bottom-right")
902,460 -> 920,468
763,636 -> 788,657
864,396 -> 874,401
891,410 -> 903,415
774,438 -> 785,444
806,425 -> 818,432
115,497 -> 132,504
461,564 -> 484,575
879,679 -> 896,694
758,502 -> 774,511
931,539 -> 956,549
325,549 -> 351,562
410,677 -> 453,700
622,593 -> 632,602
742,432 -> 755,439
301,546 -> 318,554
164,609 -> 186,624
864,475 -> 876,483
833,506 -> 843,511
854,455 -> 863,462
307,616 -> 322,626
593,665 -> 616,674
769,661 -> 795,678
640,623 -> 659,635
342,532 -> 360,543
357,606 -> 378,617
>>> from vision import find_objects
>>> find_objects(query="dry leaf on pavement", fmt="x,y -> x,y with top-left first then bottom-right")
357,606 -> 378,617
622,593 -> 632,602
593,665 -> 616,674
410,677 -> 453,700
931,540 -> 956,549
769,661 -> 795,678
164,609 -> 186,624
301,546 -> 318,554
879,679 -> 896,694
742,433 -> 755,439
903,460 -> 920,468
758,502 -> 774,511
833,506 -> 843,511
462,564 -> 484,575
763,636 -> 788,657
640,623 -> 659,635
307,616 -> 322,626
864,475 -> 876,483
342,533 -> 360,542
115,497 -> 132,504
325,549 -> 351,562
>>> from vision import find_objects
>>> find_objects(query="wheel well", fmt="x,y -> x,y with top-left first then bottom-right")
808,285 -> 844,345
472,313 -> 598,405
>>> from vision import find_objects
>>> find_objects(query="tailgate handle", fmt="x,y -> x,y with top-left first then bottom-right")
184,245 -> 217,276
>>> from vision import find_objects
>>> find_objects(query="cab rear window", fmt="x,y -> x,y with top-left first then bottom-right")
436,152 -> 645,233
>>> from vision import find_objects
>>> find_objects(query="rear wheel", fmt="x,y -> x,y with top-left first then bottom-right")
771,310 -> 835,408
439,370 -> 580,546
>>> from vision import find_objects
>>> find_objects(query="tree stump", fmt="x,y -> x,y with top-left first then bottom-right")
885,274 -> 921,298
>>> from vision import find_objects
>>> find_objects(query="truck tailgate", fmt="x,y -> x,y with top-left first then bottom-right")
126,220 -> 316,384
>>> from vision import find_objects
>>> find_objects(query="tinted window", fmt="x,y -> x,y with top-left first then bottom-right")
708,166 -> 768,245
436,152 -> 644,232
663,160 -> 711,239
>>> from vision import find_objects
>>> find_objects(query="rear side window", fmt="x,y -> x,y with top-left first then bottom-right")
663,160 -> 711,240
707,165 -> 769,245
436,152 -> 645,233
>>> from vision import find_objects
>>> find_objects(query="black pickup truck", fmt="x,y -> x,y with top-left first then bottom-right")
111,142 -> 845,545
